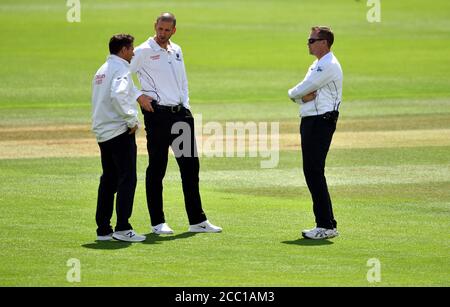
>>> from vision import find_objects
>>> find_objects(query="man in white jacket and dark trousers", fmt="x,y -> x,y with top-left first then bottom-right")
288,26 -> 343,240
91,34 -> 153,242
131,13 -> 222,234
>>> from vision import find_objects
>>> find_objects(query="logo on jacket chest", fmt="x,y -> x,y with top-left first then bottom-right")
150,55 -> 160,61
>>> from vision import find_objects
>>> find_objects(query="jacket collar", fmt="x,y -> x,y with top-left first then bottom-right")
148,37 -> 174,52
317,51 -> 333,64
107,54 -> 130,66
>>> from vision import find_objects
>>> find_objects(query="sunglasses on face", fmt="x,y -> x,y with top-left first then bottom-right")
308,38 -> 325,44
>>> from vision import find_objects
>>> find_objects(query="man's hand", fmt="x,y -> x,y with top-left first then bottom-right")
301,91 -> 317,103
128,124 -> 138,135
137,94 -> 154,112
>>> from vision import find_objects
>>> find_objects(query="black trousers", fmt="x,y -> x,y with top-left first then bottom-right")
96,131 -> 137,235
300,112 -> 338,229
143,107 -> 206,226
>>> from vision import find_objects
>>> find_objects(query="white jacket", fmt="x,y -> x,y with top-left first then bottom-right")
131,38 -> 190,108
91,55 -> 142,143
288,52 -> 343,117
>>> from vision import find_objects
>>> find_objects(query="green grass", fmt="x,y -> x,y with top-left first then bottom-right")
0,0 -> 449,286
0,149 -> 449,286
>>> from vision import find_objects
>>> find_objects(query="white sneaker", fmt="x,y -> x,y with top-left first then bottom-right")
97,233 -> 113,241
302,227 -> 338,240
189,220 -> 222,233
112,230 -> 146,242
152,223 -> 174,235
302,227 -> 337,235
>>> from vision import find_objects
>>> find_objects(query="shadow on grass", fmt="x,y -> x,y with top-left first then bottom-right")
281,238 -> 334,246
81,232 -> 199,248
142,232 -> 197,244
81,240 -> 132,250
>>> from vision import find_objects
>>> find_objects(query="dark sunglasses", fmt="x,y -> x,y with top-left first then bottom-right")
308,38 -> 325,44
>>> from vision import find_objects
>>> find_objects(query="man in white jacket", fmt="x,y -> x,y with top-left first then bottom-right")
131,13 -> 222,234
91,34 -> 153,242
288,26 -> 343,240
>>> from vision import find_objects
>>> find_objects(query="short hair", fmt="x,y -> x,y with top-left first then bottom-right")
156,12 -> 176,27
109,34 -> 134,55
311,26 -> 334,48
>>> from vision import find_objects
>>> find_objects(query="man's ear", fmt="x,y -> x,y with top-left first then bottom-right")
172,26 -> 177,35
118,46 -> 127,56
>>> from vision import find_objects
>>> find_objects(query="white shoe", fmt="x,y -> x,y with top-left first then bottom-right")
152,223 -> 174,235
302,227 -> 337,235
112,230 -> 146,242
302,227 -> 338,240
189,220 -> 222,233
97,233 -> 113,241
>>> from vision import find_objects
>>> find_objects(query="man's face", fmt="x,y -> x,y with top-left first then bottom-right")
122,45 -> 134,63
307,30 -> 327,55
154,20 -> 176,45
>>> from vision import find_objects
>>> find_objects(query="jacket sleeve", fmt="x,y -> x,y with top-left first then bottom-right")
110,70 -> 140,128
179,49 -> 190,108
288,63 -> 334,102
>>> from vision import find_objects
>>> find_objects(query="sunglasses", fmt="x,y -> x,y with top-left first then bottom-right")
308,38 -> 325,44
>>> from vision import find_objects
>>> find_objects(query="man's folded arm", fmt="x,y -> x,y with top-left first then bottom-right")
288,80 -> 318,103
288,64 -> 334,103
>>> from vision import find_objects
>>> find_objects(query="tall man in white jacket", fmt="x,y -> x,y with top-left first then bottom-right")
288,26 -> 343,240
91,34 -> 153,242
131,13 -> 222,234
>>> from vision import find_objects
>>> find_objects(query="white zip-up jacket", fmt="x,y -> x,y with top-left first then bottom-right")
288,52 -> 343,117
130,37 -> 190,108
91,54 -> 142,143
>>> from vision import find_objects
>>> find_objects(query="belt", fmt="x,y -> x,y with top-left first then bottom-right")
302,111 -> 339,123
151,101 -> 184,113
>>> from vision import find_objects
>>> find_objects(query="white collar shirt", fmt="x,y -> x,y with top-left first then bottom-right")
91,54 -> 141,143
288,52 -> 343,117
131,37 -> 190,108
